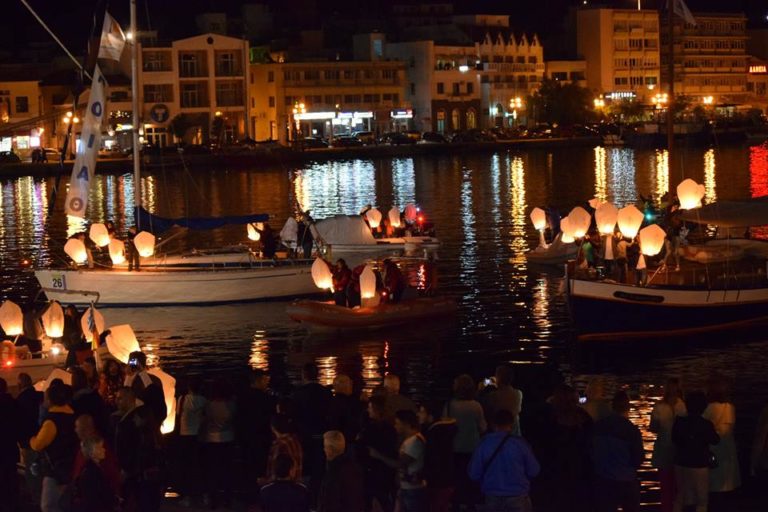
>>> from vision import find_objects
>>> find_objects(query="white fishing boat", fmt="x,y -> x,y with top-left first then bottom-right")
311,215 -> 440,255
33,8 -> 316,307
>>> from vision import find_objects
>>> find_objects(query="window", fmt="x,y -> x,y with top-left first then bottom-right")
516,56 -> 525,64
343,70 -> 355,80
143,50 -> 172,72
15,96 -> 28,113
436,109 -> 446,133
437,82 -> 444,94
466,82 -> 474,94
466,109 -> 476,129
630,76 -> 644,86
110,91 -> 129,102
644,39 -> 657,49
614,58 -> 628,69
143,84 -> 173,103
392,93 -> 399,104
451,108 -> 460,130
180,53 -> 204,77
493,56 -> 503,63
251,97 -> 255,108
363,94 -> 380,103
216,51 -> 240,76
363,69 -> 374,79
382,69 -> 394,80
268,71 -> 274,83
629,39 -> 642,49
284,71 -> 300,81
614,77 -> 628,86
552,72 -> 568,81
216,82 -> 243,106
181,82 -> 207,108
452,83 -> 460,95
285,96 -> 293,106
304,70 -> 319,80
645,76 -> 657,86
528,56 -> 537,64
324,70 -> 340,80
307,95 -> 322,105
269,96 -> 275,107
615,39 -> 628,50
344,95 -> 361,103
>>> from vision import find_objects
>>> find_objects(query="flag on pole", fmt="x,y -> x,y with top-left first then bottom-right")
87,303 -> 99,350
671,0 -> 696,26
98,12 -> 126,61
64,65 -> 107,218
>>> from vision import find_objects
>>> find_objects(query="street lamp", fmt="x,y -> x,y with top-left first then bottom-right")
509,97 -> 524,126
702,96 -> 714,105
291,101 -> 306,143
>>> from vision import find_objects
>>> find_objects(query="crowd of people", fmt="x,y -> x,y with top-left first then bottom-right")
2,347 -> 766,512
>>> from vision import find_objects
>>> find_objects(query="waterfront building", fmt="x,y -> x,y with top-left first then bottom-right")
661,12 -> 749,112
747,57 -> 768,114
138,33 -> 249,146
545,60 -> 588,88
576,7 -> 661,104
0,72 -> 44,158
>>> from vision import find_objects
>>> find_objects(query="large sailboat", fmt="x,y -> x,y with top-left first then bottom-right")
34,3 -> 316,306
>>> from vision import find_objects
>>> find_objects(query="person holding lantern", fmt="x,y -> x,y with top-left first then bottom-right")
331,259 -> 352,307
126,226 -> 140,271
383,260 -> 405,304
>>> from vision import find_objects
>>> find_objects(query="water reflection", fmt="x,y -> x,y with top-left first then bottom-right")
749,145 -> 768,239
608,148 -> 637,207
391,158 -> 415,207
703,149 -> 717,204
249,332 -> 269,370
509,156 -> 527,265
653,150 -> 669,203
594,146 -> 607,202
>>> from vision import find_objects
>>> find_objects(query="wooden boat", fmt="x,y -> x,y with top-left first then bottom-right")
286,296 -> 457,330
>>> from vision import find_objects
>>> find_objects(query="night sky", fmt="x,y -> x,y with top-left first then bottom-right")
2,0 -> 766,56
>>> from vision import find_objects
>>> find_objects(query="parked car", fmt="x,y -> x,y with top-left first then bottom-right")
301,137 -> 329,149
379,132 -> 416,145
332,136 -> 364,148
404,130 -> 422,142
0,151 -> 21,163
352,131 -> 375,145
418,132 -> 448,144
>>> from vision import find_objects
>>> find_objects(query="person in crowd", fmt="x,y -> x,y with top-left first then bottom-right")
71,366 -> 108,437
297,216 -> 314,259
20,305 -> 45,356
649,377 -> 687,512
203,377 -> 237,509
30,381 -> 78,512
672,391 -> 720,512
382,374 -> 417,423
0,378 -> 23,512
98,359 -> 124,411
259,454 -> 311,512
482,364 -> 523,435
468,409 -> 540,512
257,223 -> 277,258
81,357 -> 99,390
356,394 -> 398,512
237,369 -> 275,484
291,362 -> 332,497
370,409 -> 428,512
327,374 -> 364,445
317,430 -> 365,512
124,350 -> 166,429
126,226 -> 140,271
579,235 -> 595,268
591,391 -> 644,512
751,402 -> 768,481
615,236 -> 630,284
444,374 -> 486,509
703,375 -> 741,498
16,372 -> 43,437
62,305 -> 83,355
418,400 -> 458,512
114,386 -> 164,512
382,259 -> 406,303
331,259 -> 352,307
347,263 -> 366,308
264,414 -> 304,483
105,220 -> 116,238
581,377 -> 612,422
66,414 -> 120,512
176,375 -> 207,507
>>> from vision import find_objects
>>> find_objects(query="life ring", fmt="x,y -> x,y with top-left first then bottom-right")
1,340 -> 16,363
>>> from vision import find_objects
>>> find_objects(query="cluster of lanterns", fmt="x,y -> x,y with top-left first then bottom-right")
530,178 -> 707,273
310,258 -> 380,306
366,203 -> 420,230
63,223 -> 156,266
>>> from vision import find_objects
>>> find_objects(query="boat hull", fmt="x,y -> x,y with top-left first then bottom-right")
35,265 -> 317,306
567,278 -> 768,340
0,354 -> 67,384
287,297 -> 457,330
328,236 -> 440,254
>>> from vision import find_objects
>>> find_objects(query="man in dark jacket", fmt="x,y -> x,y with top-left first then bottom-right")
0,378 -> 24,512
356,395 -> 398,512
238,369 -> 276,481
318,430 -> 364,512
260,453 -> 311,512
16,372 -> 43,438
125,351 -> 166,430
418,401 -> 457,512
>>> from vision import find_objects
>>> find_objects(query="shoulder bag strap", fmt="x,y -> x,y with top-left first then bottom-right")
481,433 -> 513,479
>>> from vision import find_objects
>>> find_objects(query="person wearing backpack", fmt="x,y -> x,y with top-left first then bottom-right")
468,410 -> 540,512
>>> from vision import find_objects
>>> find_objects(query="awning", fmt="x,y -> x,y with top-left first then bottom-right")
679,197 -> 768,227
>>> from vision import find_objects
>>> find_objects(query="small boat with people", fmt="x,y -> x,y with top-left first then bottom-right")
525,207 -> 578,265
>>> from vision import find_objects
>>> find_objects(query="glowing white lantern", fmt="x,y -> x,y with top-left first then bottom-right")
80,306 -> 105,342
404,204 -> 418,222
105,324 -> 140,364
148,367 -> 177,434
0,300 -> 24,336
247,223 -> 261,241
530,207 -> 547,231
588,197 -> 605,209
568,207 -> 592,239
639,224 -> 666,257
108,239 -> 126,264
595,202 -> 618,236
41,301 -> 65,338
677,178 -> 706,210
560,216 -> 576,244
89,223 -> 110,247
360,264 -> 377,300
617,205 -> 644,239
366,208 -> 382,229
311,258 -> 334,291
64,238 -> 88,265
34,368 -> 72,393
134,231 -> 155,257
388,207 -> 401,228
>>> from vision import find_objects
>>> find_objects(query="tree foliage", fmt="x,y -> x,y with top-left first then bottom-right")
527,79 -> 594,125
168,114 -> 192,142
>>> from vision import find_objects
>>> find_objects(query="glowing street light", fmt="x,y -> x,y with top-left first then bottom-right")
702,96 -> 714,105
593,97 -> 605,109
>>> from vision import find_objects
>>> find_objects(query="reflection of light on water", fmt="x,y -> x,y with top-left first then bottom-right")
460,166 -> 478,300
144,342 -> 160,367
509,157 -> 527,265
392,158 -> 416,206
123,174 -> 136,225
609,148 -> 637,207
531,278 -> 552,338
361,354 -> 382,397
704,149 -> 717,204
594,146 -> 607,202
142,175 -> 156,213
293,161 -> 376,217
653,150 -> 669,203
67,215 -> 87,238
249,330 -> 269,370
316,356 -> 337,386
749,146 -> 768,239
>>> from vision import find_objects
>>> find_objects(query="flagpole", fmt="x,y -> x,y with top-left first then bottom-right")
130,0 -> 141,228
666,0 -> 674,163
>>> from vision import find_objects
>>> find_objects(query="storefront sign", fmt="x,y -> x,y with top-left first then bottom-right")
390,109 -> 413,119
150,104 -> 169,123
749,65 -> 767,74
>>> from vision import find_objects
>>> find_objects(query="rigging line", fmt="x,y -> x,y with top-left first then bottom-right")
18,0 -> 92,81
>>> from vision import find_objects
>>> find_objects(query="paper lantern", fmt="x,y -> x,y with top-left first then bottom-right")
311,258 -> 334,291
64,238 -> 88,265
80,306 -> 105,342
588,198 -> 605,210
0,300 -> 24,336
677,178 -> 706,210
105,324 -> 140,364
360,264 -> 377,300
89,223 -> 110,247
560,217 -> 575,244
247,223 -> 261,241
595,202 -> 619,236
568,207 -> 592,238
404,204 -> 418,222
530,207 -> 547,231
108,239 -> 126,265
34,368 -> 72,393
148,367 -> 177,435
41,301 -> 64,338
133,231 -> 155,257
388,207 -> 401,228
366,208 -> 382,229
617,205 -> 644,239
639,224 -> 666,257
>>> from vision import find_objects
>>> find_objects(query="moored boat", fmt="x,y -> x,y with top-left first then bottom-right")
525,233 -> 579,265
311,215 -> 439,255
286,296 -> 457,330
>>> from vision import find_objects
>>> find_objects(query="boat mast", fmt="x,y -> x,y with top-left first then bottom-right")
666,0 -> 674,162
130,0 -> 141,228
